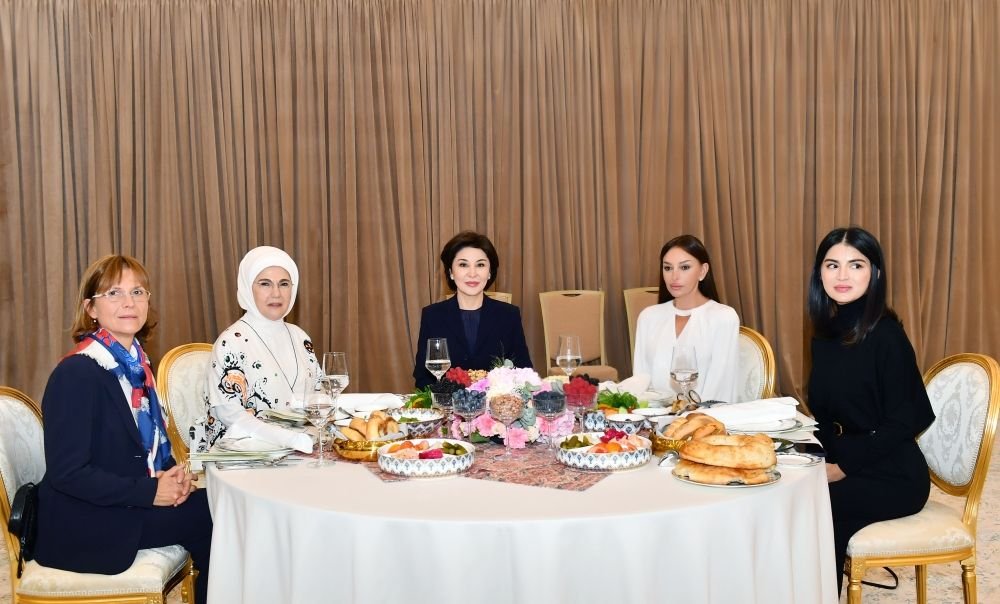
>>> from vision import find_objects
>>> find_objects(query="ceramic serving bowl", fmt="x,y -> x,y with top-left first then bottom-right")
390,408 -> 446,438
606,413 -> 646,435
555,432 -> 652,471
376,439 -> 476,477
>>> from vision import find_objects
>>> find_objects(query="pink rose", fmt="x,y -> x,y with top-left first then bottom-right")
472,413 -> 496,435
505,426 -> 529,449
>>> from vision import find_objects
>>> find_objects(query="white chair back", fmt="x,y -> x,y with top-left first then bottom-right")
734,326 -> 776,403
157,344 -> 213,464
920,358 -> 993,488
0,388 -> 45,504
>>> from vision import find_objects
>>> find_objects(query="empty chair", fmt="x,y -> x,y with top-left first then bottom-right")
0,386 -> 195,604
845,353 -> 1000,603
539,290 -> 618,382
734,326 -> 777,402
623,287 -> 659,357
156,343 -> 213,466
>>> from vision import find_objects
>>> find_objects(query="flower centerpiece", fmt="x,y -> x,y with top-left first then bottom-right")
409,360 -> 577,448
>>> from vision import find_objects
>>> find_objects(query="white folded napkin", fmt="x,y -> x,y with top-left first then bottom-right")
701,397 -> 799,427
336,393 -> 402,412
599,374 -> 651,396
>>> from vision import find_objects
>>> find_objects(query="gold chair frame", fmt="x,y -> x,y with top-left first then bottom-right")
737,325 -> 777,400
156,343 -> 213,466
622,286 -> 659,357
0,387 -> 195,604
845,353 -> 1000,604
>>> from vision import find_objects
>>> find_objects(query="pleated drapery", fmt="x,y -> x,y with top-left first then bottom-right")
2,0 -> 998,405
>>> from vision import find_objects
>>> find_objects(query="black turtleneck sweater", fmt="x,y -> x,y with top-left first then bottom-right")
808,299 -> 935,477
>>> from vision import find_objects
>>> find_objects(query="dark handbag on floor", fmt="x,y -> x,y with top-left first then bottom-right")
7,482 -> 39,578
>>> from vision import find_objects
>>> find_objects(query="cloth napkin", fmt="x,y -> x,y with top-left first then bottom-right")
599,374 -> 651,396
337,393 -> 402,413
701,397 -> 799,426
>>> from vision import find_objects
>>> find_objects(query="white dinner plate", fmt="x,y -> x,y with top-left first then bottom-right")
728,418 -> 802,434
672,470 -> 781,488
775,452 -> 822,468
216,437 -> 294,455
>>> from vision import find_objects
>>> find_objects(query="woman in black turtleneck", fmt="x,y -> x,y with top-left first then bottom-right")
807,227 -> 935,595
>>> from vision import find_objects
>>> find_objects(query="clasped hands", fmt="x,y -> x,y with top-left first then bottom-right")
154,465 -> 197,507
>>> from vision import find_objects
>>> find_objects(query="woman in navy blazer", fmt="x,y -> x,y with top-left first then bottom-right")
413,232 -> 532,387
35,255 -> 212,603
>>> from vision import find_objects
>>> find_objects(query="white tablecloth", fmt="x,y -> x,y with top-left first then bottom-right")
206,452 -> 836,603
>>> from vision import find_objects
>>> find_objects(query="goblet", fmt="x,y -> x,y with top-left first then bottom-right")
532,391 -> 567,452
555,335 -> 582,379
304,378 -> 334,467
431,391 -> 456,437
452,390 -> 487,440
670,345 -> 699,407
489,394 -> 525,461
565,390 -> 597,434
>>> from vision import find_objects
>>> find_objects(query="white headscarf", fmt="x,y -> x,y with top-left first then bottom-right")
237,246 -> 300,322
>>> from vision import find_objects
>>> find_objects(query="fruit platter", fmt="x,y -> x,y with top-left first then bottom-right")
377,439 -> 476,477
555,430 -> 652,472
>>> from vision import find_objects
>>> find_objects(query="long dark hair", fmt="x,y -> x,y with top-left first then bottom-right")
657,235 -> 720,304
808,226 -> 897,344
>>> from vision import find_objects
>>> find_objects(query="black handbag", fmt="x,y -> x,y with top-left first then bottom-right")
7,482 -> 39,578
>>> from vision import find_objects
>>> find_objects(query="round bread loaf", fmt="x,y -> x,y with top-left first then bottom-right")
673,459 -> 777,485
679,433 -> 776,469
662,413 -> 726,440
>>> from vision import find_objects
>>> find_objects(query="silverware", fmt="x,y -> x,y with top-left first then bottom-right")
658,451 -> 680,467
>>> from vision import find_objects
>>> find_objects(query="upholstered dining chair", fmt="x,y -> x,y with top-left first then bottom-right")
734,326 -> 777,402
622,286 -> 659,357
0,386 -> 196,604
538,290 -> 618,382
156,343 -> 213,466
845,353 -> 1000,604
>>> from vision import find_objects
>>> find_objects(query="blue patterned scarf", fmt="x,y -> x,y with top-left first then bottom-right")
86,329 -> 172,474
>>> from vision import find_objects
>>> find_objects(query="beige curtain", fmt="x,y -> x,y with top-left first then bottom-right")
2,0 -> 997,406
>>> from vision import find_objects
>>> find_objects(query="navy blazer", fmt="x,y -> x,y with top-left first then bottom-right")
35,354 -> 172,574
413,295 -> 533,387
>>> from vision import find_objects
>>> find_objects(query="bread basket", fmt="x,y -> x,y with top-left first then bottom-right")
332,437 -> 401,461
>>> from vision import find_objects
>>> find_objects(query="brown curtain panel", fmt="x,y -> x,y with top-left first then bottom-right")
2,0 -> 998,408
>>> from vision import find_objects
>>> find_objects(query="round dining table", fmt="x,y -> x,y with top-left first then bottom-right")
205,442 -> 836,604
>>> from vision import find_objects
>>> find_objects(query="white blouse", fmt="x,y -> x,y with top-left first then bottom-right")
191,314 -> 320,454
632,299 -> 740,402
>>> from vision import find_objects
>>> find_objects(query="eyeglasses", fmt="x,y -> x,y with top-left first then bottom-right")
91,287 -> 152,303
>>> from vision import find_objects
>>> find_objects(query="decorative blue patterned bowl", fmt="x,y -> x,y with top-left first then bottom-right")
390,408 -> 445,438
377,439 -> 476,477
555,433 -> 652,471
606,413 -> 646,435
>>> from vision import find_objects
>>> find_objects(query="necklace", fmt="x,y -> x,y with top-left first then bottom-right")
238,319 -> 300,392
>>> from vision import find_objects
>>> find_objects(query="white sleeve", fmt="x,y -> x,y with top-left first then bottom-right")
632,307 -> 659,377
699,307 -> 741,402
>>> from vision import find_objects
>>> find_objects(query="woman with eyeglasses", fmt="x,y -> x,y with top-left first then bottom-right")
807,226 -> 935,595
35,255 -> 213,604
191,246 -> 317,454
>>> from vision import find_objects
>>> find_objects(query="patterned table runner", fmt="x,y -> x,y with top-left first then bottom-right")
360,442 -> 609,491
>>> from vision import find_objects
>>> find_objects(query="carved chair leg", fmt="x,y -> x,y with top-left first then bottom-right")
915,565 -> 927,604
961,557 -> 978,604
847,558 -> 865,604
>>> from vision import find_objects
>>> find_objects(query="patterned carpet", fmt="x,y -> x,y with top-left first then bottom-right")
3,448 -> 998,603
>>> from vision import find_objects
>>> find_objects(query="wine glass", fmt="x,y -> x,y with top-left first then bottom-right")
670,345 -> 699,405
304,375 -> 334,467
489,395 -> 525,461
452,391 -> 486,440
565,389 -> 596,434
556,335 -> 582,379
532,391 -> 567,453
425,338 -> 451,381
431,391 -> 455,437
320,352 -> 350,410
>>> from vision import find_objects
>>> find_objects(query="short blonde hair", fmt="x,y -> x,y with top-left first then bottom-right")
70,255 -> 158,343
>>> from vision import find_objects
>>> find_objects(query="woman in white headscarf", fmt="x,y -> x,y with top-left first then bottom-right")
192,246 -> 317,453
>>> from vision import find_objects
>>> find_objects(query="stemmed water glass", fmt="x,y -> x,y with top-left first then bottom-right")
489,395 -> 525,461
532,391 -> 567,453
321,352 -> 350,411
304,374 -> 334,467
425,338 -> 451,381
556,335 -> 582,379
670,345 -> 699,406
